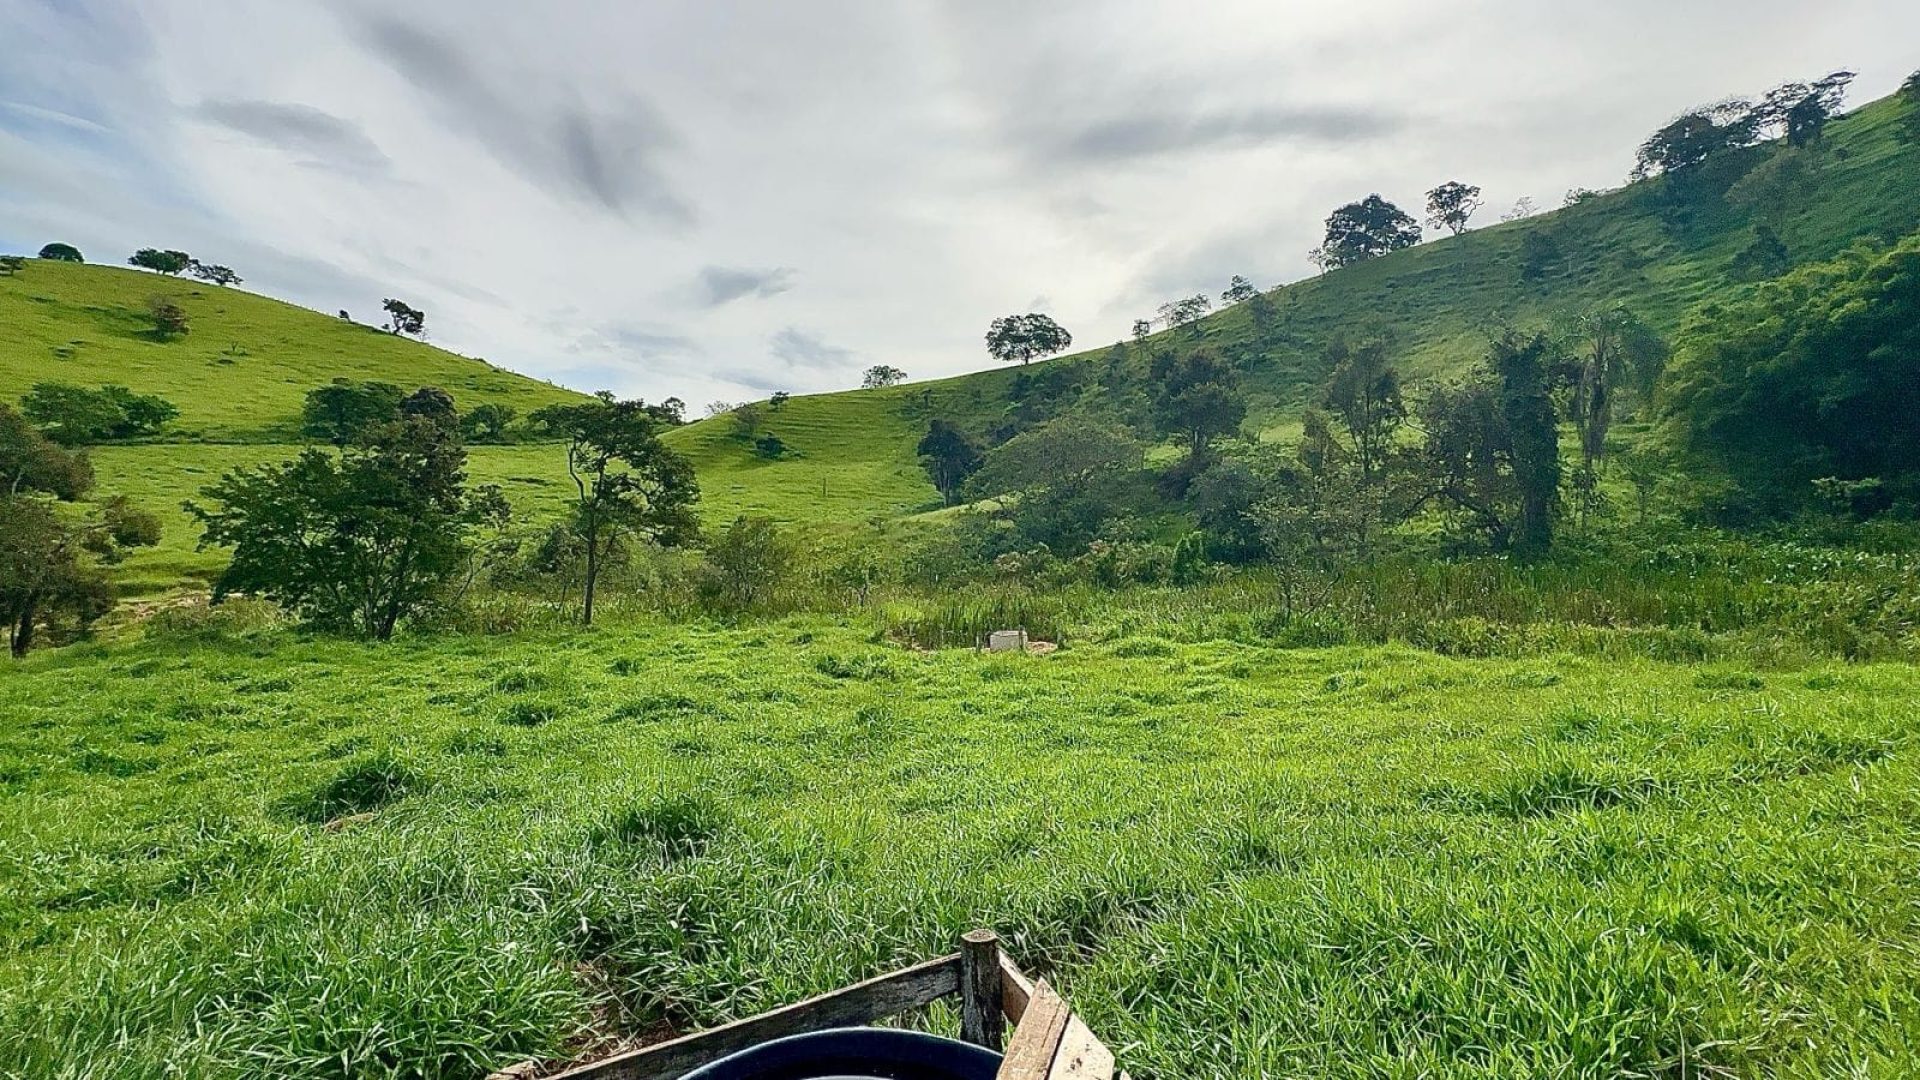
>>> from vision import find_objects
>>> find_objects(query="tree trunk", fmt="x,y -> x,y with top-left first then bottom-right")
11,600 -> 36,658
582,518 -> 599,627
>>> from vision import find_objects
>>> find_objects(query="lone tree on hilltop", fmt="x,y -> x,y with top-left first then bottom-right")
1157,295 -> 1212,336
1751,71 -> 1855,147
861,364 -> 908,389
188,260 -> 242,286
1425,181 -> 1483,236
381,298 -> 426,337
985,313 -> 1072,366
528,397 -> 700,626
1220,276 -> 1257,305
129,249 -> 192,275
1317,195 -> 1421,269
1630,101 -> 1758,181
0,256 -> 24,277
37,243 -> 82,263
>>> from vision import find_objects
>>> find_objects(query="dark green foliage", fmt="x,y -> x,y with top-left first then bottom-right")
1493,333 -> 1563,554
752,433 -> 788,460
128,249 -> 192,275
861,365 -> 907,389
1219,276 -> 1257,305
768,391 -> 790,410
1631,101 -> 1757,181
530,397 -> 700,624
18,383 -> 178,444
1425,180 -> 1483,236
147,296 -> 189,339
1157,295 -> 1213,336
380,298 -> 425,337
300,381 -> 406,446
1751,71 -> 1855,148
985,313 -> 1073,366
1,406 -> 157,655
698,515 -> 789,612
917,419 -> 982,506
1317,194 -> 1421,268
1903,71 -> 1920,144
1148,347 -> 1245,463
188,416 -> 509,639
1188,455 -> 1268,562
36,242 -> 82,262
460,403 -> 518,443
0,256 -> 24,277
1321,339 -> 1404,484
1729,225 -> 1791,281
971,416 -> 1146,552
187,260 -> 242,286
1418,333 -> 1565,553
1664,234 -> 1920,516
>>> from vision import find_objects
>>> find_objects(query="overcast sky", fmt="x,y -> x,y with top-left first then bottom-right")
2,1 -> 1915,407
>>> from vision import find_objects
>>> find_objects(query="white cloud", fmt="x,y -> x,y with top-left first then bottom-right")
2,0 -> 1916,408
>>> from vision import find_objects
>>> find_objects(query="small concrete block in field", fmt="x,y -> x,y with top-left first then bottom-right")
988,629 -> 1029,653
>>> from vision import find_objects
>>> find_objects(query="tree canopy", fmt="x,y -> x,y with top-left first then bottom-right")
381,298 -> 426,337
528,397 -> 700,624
128,249 -> 193,275
19,384 -> 178,445
1318,195 -> 1421,268
2,406 -> 157,655
37,243 -> 82,263
1663,235 -> 1920,515
985,314 -> 1073,366
1424,181 -> 1482,236
189,414 -> 507,639
917,419 -> 983,506
861,365 -> 908,389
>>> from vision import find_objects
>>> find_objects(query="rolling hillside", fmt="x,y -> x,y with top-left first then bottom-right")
0,261 -> 586,441
4,92 -> 1917,596
663,92 -> 1920,521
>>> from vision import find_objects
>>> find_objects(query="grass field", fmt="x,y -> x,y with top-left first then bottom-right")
0,261 -> 585,442
2,612 -> 1916,1079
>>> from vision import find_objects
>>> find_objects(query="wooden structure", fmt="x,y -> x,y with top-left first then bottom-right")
514,929 -> 1126,1080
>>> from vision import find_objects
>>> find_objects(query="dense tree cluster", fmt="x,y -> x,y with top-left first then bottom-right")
19,384 -> 178,444
1,406 -> 159,655
37,242 -> 82,262
189,403 -> 508,639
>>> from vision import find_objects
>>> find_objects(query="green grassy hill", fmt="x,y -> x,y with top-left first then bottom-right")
657,92 -> 1920,518
0,261 -> 585,441
6,93 -> 1917,596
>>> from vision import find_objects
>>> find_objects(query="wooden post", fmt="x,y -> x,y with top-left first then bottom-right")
960,928 -> 1005,1051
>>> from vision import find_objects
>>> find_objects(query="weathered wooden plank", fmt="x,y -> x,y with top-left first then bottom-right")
998,951 -> 1035,1025
1048,1015 -> 1114,1080
995,979 -> 1070,1080
961,928 -> 1006,1051
547,953 -> 962,1080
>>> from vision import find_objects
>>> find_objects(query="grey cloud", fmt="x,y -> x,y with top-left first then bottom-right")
1047,104 -> 1404,164
698,265 -> 795,306
769,327 -> 854,371
564,320 -> 701,360
350,14 -> 692,223
195,99 -> 390,171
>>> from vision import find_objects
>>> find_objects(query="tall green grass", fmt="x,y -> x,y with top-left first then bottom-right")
3,608 -> 1919,1078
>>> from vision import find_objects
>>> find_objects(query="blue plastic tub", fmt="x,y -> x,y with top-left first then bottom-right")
678,1027 -> 1003,1080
